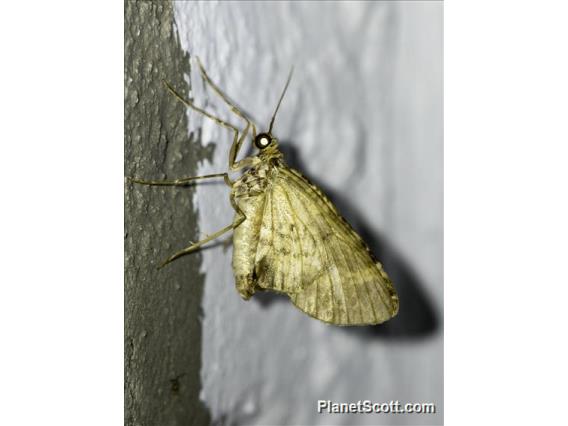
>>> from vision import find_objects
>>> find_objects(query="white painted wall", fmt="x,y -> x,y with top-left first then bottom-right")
174,1 -> 442,424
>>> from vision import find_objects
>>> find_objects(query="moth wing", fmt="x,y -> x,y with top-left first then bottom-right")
254,167 -> 399,325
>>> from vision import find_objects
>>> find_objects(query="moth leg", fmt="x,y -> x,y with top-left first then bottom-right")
228,122 -> 262,171
229,194 -> 246,216
195,57 -> 258,139
128,173 -> 233,187
229,123 -> 250,171
162,80 -> 243,169
194,57 -> 259,170
231,156 -> 261,171
159,213 -> 246,269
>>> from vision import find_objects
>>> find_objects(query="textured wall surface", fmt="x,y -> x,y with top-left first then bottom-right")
171,1 -> 443,425
124,2 -> 211,425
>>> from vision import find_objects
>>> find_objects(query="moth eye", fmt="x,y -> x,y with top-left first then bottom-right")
254,133 -> 272,150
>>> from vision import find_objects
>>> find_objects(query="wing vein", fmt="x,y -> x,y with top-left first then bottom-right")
285,168 -> 378,324
282,174 -> 353,323
279,186 -> 308,307
280,182 -> 335,321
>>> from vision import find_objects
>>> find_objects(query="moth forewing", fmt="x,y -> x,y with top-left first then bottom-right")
230,152 -> 399,325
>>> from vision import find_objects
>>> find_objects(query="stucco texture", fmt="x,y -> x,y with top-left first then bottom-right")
124,2 -> 211,425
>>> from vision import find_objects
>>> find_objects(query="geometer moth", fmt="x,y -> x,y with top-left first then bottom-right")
130,58 -> 399,325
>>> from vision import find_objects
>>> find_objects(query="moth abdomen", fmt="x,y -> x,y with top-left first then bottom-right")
235,273 -> 256,300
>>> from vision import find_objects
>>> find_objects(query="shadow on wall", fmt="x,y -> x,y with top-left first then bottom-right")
252,142 -> 439,341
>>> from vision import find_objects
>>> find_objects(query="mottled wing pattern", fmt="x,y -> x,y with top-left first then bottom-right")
254,166 -> 399,325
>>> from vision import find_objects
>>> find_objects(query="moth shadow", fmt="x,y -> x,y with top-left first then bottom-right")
253,143 -> 440,341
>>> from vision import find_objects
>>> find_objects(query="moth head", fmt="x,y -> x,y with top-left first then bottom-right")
254,132 -> 277,150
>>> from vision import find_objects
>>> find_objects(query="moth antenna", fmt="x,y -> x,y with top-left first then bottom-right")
268,65 -> 294,134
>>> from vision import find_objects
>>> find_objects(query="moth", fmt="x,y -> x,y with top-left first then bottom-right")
130,58 -> 399,325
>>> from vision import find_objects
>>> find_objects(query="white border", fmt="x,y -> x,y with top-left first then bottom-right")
446,2 -> 568,425
0,3 -> 123,425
